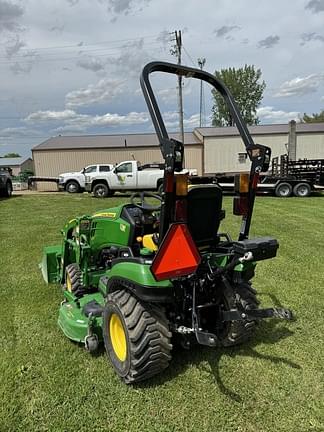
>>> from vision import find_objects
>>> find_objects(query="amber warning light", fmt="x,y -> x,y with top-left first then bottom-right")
151,223 -> 201,281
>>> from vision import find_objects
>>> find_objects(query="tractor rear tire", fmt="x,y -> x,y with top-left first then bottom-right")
218,282 -> 259,347
65,263 -> 85,297
103,290 -> 172,384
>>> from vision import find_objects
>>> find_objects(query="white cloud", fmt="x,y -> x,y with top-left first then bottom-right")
257,106 -> 300,123
65,78 -> 126,108
83,112 -> 149,127
274,74 -> 324,97
25,109 -> 149,129
163,112 -> 201,129
25,109 -> 79,122
110,39 -> 152,78
157,86 -> 192,103
76,56 -> 105,72
0,126 -> 42,137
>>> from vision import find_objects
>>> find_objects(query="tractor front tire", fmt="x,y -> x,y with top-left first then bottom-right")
65,263 -> 85,297
218,282 -> 259,347
103,290 -> 172,384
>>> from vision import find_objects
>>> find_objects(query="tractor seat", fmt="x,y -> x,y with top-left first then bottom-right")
187,184 -> 224,247
141,185 -> 224,251
142,233 -> 159,251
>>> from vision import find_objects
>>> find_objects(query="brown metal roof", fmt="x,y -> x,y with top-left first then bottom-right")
196,122 -> 324,137
32,131 -> 202,151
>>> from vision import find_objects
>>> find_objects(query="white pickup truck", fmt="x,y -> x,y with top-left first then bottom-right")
84,161 -> 164,197
85,160 -> 198,197
58,163 -> 113,193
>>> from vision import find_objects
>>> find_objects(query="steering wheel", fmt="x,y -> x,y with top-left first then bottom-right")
130,191 -> 162,211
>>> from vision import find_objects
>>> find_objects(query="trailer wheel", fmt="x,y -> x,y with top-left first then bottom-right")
65,180 -> 80,193
293,182 -> 311,197
103,290 -> 172,384
275,182 -> 292,197
218,282 -> 259,346
93,183 -> 109,198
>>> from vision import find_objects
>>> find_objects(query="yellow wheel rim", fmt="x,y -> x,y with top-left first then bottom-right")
110,313 -> 127,361
66,275 -> 72,292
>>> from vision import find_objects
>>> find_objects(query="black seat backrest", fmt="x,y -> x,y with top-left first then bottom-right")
187,184 -> 223,247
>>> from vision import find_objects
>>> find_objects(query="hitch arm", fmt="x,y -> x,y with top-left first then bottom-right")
222,307 -> 293,322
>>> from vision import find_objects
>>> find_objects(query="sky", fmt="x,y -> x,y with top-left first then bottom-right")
0,0 -> 323,157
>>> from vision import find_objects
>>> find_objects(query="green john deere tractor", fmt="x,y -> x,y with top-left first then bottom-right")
41,62 -> 292,384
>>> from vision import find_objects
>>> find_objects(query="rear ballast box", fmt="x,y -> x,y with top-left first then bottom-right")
233,237 -> 279,261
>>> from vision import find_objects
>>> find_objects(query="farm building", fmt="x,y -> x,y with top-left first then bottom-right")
32,132 -> 202,190
196,121 -> 324,174
32,121 -> 324,190
0,156 -> 33,176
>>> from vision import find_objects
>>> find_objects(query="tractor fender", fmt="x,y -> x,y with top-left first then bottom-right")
103,261 -> 173,302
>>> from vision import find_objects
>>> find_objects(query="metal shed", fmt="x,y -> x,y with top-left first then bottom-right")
0,157 -> 33,176
196,122 -> 324,174
32,132 -> 203,191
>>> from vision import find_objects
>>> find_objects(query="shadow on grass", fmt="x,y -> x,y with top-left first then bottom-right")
0,195 -> 20,201
137,296 -> 300,399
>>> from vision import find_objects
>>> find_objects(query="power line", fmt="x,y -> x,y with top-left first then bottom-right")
182,45 -> 196,67
0,33 -> 161,52
0,42 -> 164,65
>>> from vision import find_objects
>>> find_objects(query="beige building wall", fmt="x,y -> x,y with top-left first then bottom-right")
204,134 -> 288,173
33,145 -> 202,191
11,166 -> 21,176
296,133 -> 324,160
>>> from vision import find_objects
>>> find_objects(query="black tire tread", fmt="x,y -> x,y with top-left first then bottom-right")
65,263 -> 85,297
65,180 -> 80,193
219,282 -> 259,347
104,290 -> 172,384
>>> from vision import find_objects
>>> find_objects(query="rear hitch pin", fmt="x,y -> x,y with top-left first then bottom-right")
239,251 -> 253,263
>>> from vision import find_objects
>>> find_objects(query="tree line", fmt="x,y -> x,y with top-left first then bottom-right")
211,66 -> 323,125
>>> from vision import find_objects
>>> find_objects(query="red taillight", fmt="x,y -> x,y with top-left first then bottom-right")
233,196 -> 249,216
151,223 -> 201,281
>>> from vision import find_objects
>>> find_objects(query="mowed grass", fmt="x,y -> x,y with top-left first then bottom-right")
0,192 -> 323,432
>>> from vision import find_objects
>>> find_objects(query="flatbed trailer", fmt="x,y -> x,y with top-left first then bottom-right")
190,155 -> 324,197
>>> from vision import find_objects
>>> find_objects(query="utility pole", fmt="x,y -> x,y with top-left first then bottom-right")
171,30 -> 184,144
198,57 -> 206,127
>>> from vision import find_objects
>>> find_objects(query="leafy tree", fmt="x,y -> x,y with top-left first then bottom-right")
1,152 -> 21,158
302,110 -> 324,123
211,65 -> 266,127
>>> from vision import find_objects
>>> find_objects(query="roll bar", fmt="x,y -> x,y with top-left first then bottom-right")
140,61 -> 271,240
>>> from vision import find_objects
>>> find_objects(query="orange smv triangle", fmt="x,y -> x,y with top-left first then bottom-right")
151,223 -> 201,281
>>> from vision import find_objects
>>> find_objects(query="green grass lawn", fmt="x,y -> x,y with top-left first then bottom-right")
1,193 -> 323,432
